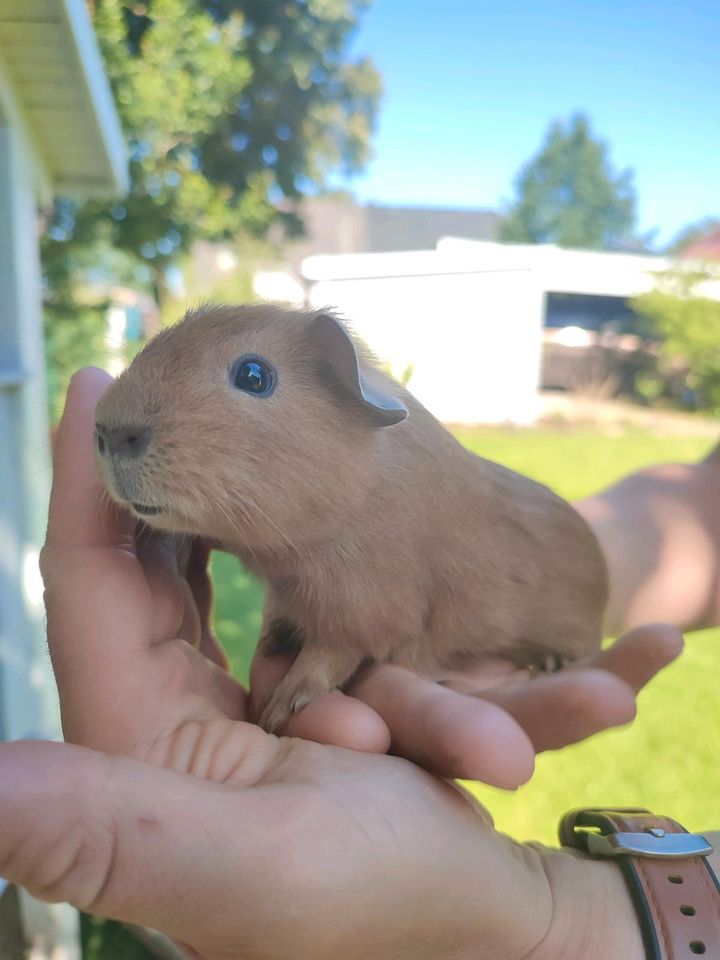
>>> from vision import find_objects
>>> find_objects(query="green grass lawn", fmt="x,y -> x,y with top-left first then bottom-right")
212,423 -> 720,843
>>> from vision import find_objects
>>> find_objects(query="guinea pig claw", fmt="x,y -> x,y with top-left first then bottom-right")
527,653 -> 567,677
258,681 -> 330,734
258,702 -> 291,735
258,696 -> 305,736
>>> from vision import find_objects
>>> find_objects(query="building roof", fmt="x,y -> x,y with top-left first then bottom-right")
0,0 -> 128,198
304,237 -> 671,299
278,197 -> 500,270
365,204 -> 500,252
680,228 -> 720,261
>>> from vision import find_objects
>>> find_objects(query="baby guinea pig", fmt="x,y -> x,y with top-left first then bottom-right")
95,302 -> 608,733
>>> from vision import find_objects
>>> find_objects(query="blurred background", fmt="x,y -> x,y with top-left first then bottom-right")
0,0 -> 719,955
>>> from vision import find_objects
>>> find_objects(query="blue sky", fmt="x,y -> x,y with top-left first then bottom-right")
344,0 -> 719,247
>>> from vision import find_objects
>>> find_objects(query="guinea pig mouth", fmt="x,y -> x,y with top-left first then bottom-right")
132,502 -> 164,517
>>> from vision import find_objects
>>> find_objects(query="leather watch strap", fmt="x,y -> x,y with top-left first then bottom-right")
560,808 -> 720,959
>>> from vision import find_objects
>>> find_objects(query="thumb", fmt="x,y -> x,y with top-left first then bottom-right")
0,741 -> 285,951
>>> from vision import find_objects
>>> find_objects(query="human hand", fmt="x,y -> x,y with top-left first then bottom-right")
44,369 -> 682,791
577,451 -> 720,634
0,733 -> 645,960
255,623 -> 682,787
0,368 -> 654,960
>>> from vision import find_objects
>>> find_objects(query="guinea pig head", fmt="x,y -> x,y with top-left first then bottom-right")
94,303 -> 408,551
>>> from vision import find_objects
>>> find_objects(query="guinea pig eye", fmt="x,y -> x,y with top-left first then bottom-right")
230,355 -> 276,397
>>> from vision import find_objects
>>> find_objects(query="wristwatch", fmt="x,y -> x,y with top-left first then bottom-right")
561,808 -> 720,959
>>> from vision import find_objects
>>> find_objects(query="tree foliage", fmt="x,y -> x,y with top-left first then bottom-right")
500,113 -> 638,250
42,0 -> 380,408
631,268 -> 720,411
48,0 -> 380,272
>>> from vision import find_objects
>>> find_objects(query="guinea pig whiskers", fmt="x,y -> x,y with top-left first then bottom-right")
94,485 -> 129,548
101,335 -> 130,350
134,518 -> 166,551
206,492 -> 263,570
227,488 -> 299,556
28,439 -> 53,456
27,462 -> 54,480
95,486 -> 113,544
18,398 -> 64,414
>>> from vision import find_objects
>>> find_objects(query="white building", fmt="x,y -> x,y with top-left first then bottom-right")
302,240 -> 676,424
0,1 -> 127,954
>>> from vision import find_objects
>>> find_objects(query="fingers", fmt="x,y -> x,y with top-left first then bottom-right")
146,535 -> 231,670
249,652 -> 392,753
481,669 -> 637,752
185,541 -> 213,633
581,623 -> 683,692
248,625 -> 682,781
45,368 -> 133,551
438,658 -> 528,692
0,740 -> 284,948
351,665 -> 536,788
136,532 -> 190,644
454,624 -> 683,754
0,741 -> 121,911
286,692 -> 392,753
250,651 -> 536,784
185,541 -> 230,670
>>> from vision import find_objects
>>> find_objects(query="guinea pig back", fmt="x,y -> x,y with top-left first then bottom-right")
95,303 -> 608,733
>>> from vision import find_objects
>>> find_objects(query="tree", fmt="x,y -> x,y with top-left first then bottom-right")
631,267 -> 720,411
500,113 -> 638,250
41,0 -> 380,408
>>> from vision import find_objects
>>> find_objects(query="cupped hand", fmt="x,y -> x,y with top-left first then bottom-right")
43,368 -> 682,791
0,367 -> 655,960
18,371 -> 547,959
257,623 -> 682,787
0,730 -> 645,960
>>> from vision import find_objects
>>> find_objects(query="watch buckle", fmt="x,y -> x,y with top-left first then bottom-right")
586,830 -> 713,860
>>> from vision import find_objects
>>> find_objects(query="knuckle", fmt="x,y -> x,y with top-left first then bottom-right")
1,808 -> 118,912
33,822 -> 116,911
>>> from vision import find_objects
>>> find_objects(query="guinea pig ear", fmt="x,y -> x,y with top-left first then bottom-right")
310,313 -> 408,427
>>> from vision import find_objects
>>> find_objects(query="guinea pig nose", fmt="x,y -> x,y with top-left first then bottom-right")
96,423 -> 151,459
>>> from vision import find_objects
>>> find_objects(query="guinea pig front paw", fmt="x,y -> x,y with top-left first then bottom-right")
257,646 -> 365,734
258,698 -> 292,736
258,683 -> 320,735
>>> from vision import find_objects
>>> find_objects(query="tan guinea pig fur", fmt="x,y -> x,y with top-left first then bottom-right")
95,302 -> 608,733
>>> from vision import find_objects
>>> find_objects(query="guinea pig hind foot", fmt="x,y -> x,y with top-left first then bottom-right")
526,653 -> 567,677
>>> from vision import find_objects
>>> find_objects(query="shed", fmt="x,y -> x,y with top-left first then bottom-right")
302,240 -> 675,424
303,247 -> 545,424
0,0 -> 127,953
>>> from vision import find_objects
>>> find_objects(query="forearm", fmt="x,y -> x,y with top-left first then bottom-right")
575,450 -> 720,635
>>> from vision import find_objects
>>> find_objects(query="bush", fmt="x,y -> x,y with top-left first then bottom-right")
631,267 -> 720,412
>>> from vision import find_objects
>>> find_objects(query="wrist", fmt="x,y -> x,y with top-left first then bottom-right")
528,846 -> 644,960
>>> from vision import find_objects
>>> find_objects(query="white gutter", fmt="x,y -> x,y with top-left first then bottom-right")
58,0 -> 129,195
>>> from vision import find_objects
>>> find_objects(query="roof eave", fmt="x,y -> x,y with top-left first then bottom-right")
57,0 -> 129,199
